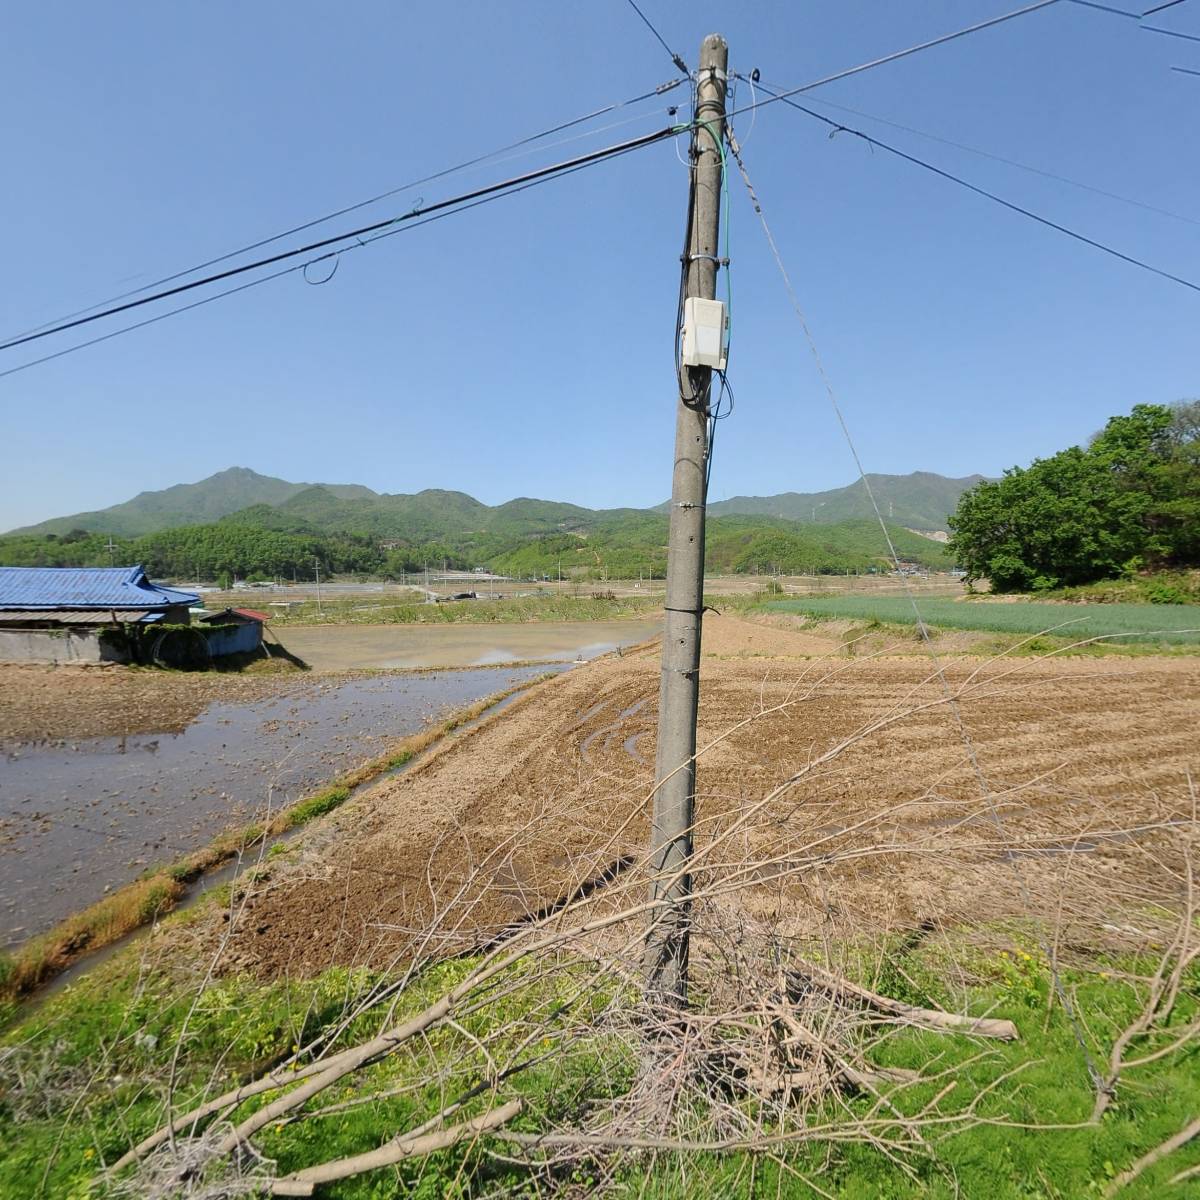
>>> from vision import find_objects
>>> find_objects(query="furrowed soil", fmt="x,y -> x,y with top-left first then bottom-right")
213,614 -> 1200,980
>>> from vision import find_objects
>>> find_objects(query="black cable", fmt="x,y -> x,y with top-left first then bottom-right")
722,0 -> 1060,128
0,124 -> 680,356
674,98 -> 698,404
0,129 -> 677,380
1066,0 -> 1140,15
756,82 -> 1200,297
4,79 -> 684,345
1171,62 -> 1200,70
747,75 -> 1200,227
705,372 -> 734,494
1143,0 -> 1189,15
622,0 -> 690,75
1142,22 -> 1200,37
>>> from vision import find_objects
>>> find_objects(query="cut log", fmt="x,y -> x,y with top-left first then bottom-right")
788,964 -> 1019,1041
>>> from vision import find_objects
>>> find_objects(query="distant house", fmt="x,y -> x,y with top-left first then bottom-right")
195,607 -> 267,657
0,565 -> 198,664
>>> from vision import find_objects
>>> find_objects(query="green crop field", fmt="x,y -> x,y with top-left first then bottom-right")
768,596 -> 1200,645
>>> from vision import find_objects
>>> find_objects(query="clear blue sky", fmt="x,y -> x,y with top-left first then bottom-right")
1,0 -> 1196,530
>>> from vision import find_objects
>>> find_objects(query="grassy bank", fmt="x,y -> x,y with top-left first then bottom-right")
263,593 -> 662,627
1031,569 -> 1200,606
768,595 -> 1200,646
4,931 -> 1198,1197
0,676 -> 553,1007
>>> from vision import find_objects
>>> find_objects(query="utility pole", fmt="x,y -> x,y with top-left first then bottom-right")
105,536 -> 118,567
643,33 -> 727,1008
314,558 -> 323,615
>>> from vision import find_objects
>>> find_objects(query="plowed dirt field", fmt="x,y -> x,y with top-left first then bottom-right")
220,615 -> 1199,980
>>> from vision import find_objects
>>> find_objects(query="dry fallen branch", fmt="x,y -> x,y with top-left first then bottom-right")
789,961 -> 1019,1041
1103,1112 -> 1200,1197
270,1098 -> 523,1197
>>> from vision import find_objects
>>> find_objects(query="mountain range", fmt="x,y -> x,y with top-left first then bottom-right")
8,466 -> 981,540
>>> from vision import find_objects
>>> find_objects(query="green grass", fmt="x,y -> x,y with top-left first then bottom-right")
4,932 -> 1199,1199
1034,570 -> 1200,606
284,784 -> 351,827
769,596 -> 1200,646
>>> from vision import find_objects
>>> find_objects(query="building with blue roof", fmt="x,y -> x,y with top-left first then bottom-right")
0,566 -> 199,663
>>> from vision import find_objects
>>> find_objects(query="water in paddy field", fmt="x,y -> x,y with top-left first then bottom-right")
0,665 -> 562,948
276,619 -> 662,671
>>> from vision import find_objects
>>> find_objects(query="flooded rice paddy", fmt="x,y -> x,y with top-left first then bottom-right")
0,665 -> 558,947
277,619 -> 661,671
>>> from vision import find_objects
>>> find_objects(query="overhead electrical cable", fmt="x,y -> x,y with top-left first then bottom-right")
0,123 -> 683,356
0,124 -> 683,380
1171,61 -> 1200,69
746,76 -> 1200,227
5,79 -> 683,345
622,0 -> 690,75
1066,0 -> 1140,16
1143,0 -> 1189,15
753,81 -> 1200,296
1140,21 -> 1200,37
723,0 -> 1061,124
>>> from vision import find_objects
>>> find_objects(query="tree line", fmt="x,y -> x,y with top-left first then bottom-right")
0,511 -> 951,583
949,401 -> 1199,592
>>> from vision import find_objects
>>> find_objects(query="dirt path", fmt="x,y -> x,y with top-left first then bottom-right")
219,620 -> 1200,979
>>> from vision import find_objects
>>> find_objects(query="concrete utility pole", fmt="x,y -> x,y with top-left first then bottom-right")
644,33 -> 728,1008
314,558 -> 323,615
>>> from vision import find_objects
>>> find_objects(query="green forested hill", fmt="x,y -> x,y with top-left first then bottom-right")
8,468 -> 979,540
8,468 -> 376,538
706,471 -> 986,531
1,467 -> 955,580
0,510 -> 948,582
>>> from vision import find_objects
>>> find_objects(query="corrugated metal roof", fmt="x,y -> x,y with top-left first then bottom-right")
0,566 -> 198,611
196,607 -> 269,625
232,607 -> 269,622
0,609 -> 166,625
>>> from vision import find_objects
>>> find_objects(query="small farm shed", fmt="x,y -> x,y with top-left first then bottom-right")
195,607 -> 267,657
0,565 -> 199,664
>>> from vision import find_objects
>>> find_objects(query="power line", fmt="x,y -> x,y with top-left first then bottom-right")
1141,21 -> 1200,37
1171,61 -> 1200,69
0,125 -> 682,380
725,0 -> 1061,124
0,124 -> 682,356
1143,0 -> 1190,15
4,79 -> 684,346
748,77 -> 1200,227
755,82 -> 1200,296
1066,0 -> 1140,16
621,0 -> 690,75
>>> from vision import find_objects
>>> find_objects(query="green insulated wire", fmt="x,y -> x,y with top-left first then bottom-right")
693,117 -> 732,353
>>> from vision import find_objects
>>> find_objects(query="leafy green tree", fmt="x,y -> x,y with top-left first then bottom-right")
949,402 -> 1199,591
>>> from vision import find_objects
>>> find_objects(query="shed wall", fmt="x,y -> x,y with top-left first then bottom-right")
0,628 -> 129,665
203,622 -> 262,657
